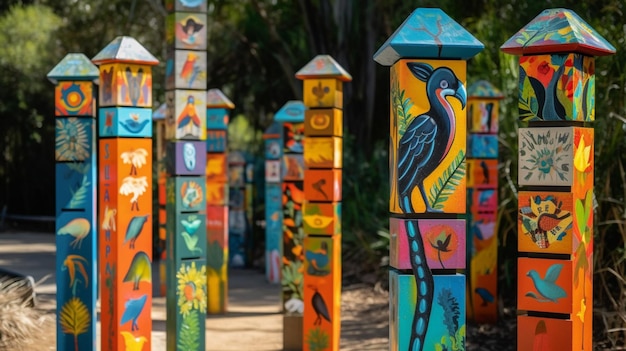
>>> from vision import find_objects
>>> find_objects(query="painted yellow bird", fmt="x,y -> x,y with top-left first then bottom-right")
121,331 -> 147,351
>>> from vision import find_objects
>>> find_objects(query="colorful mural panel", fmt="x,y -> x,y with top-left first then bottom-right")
466,159 -> 498,189
98,63 -> 153,108
55,118 -> 94,162
282,154 -> 305,181
303,202 -> 340,236
303,169 -> 341,202
55,162 -> 96,215
302,79 -> 343,108
99,107 -> 152,137
282,181 -> 305,314
283,122 -> 305,153
165,89 -> 207,140
55,81 -> 94,116
166,12 -> 208,51
303,137 -> 342,169
518,191 -> 574,254
518,257 -> 573,314
166,141 -> 206,176
467,100 -> 499,133
165,50 -> 207,90
304,109 -> 343,137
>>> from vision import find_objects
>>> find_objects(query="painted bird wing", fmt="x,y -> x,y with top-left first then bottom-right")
121,295 -> 147,324
124,216 -> 147,243
397,115 -> 437,194
543,263 -> 563,284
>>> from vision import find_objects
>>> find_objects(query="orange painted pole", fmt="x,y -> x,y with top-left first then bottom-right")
92,36 -> 159,351
296,55 -> 351,351
501,8 -> 615,351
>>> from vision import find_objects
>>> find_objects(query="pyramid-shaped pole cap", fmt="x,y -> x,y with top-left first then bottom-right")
373,8 -> 484,66
295,55 -> 352,82
468,80 -> 504,99
47,53 -> 99,84
92,36 -> 159,65
206,89 -> 235,109
153,103 -> 167,120
501,8 -> 616,56
274,100 -> 305,122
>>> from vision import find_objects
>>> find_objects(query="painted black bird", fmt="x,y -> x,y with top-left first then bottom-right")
308,285 -> 331,326
397,62 -> 466,213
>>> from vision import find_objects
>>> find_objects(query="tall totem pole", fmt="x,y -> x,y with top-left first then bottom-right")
48,53 -> 99,351
93,36 -> 159,351
165,0 -> 209,349
263,120 -> 284,284
501,9 -> 615,350
297,55 -> 351,351
374,8 -> 483,350
466,80 -> 503,323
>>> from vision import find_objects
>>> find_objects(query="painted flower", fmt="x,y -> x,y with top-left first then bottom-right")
56,118 -> 90,161
177,261 -> 207,315
574,134 -> 591,173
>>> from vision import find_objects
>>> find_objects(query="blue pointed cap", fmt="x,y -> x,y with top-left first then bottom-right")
295,55 -> 352,82
274,100 -> 305,122
374,8 -> 484,66
92,36 -> 159,65
47,53 -> 99,84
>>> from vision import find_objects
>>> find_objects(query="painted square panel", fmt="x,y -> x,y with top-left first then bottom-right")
518,316 -> 573,351
55,162 -> 96,215
265,160 -> 281,183
165,0 -> 207,13
389,59 -> 467,214
165,89 -> 207,140
467,99 -> 499,133
303,235 -> 341,351
206,130 -> 227,152
302,78 -> 343,109
165,50 -> 207,90
283,122 -> 305,153
98,63 -> 153,108
265,137 -> 282,160
55,81 -> 95,116
206,153 -> 227,183
304,169 -> 341,202
205,182 -> 228,206
518,191 -> 581,255
99,107 -> 152,137
468,134 -> 498,158
518,258 -> 573,314
466,159 -> 498,189
169,176 -> 206,212
389,218 -> 466,270
282,154 -> 305,181
303,202 -> 340,236
166,141 -> 206,176
519,53 -> 594,122
304,109 -> 342,137
56,117 -> 94,162
174,212 -> 206,259
265,183 -> 283,283
390,271 -> 466,351
166,12 -> 208,51
206,108 -> 229,130
303,137 -> 342,169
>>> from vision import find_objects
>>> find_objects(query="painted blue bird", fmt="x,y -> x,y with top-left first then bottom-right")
524,55 -> 567,121
397,62 -> 466,351
124,215 -> 149,249
305,241 -> 329,276
120,118 -> 150,134
120,294 -> 148,331
397,62 -> 466,213
308,285 -> 331,326
526,263 -> 566,303
475,287 -> 495,306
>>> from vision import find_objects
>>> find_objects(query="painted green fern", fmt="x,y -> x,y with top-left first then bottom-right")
67,175 -> 90,209
305,327 -> 329,351
178,310 -> 200,350
391,72 -> 414,137
428,150 -> 466,210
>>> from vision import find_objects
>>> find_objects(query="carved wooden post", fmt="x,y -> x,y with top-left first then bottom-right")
273,100 -> 306,350
92,36 -> 158,351
374,8 -> 483,350
164,0 -> 209,348
48,53 -> 99,351
263,121 -> 283,283
206,88 -> 234,314
501,8 -> 615,350
466,81 -> 503,323
296,56 -> 351,351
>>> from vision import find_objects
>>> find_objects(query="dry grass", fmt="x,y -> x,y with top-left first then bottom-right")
0,276 -> 54,351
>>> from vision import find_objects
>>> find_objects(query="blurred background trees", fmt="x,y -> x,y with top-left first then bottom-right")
1,0 -> 625,341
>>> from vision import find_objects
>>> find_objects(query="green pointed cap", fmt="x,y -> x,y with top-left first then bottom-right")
468,80 -> 504,99
206,89 -> 235,109
47,53 -> 99,84
295,55 -> 352,82
274,100 -> 305,122
92,36 -> 159,65
501,8 -> 615,56
373,8 -> 484,66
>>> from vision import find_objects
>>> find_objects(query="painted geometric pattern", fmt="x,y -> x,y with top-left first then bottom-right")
389,59 -> 467,214
518,53 -> 594,122
55,81 -> 94,116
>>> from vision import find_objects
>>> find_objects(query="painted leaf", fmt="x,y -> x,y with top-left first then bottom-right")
59,297 -> 90,336
177,310 -> 200,350
429,150 -> 466,210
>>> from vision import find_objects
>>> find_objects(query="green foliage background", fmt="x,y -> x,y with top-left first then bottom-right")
1,0 -> 625,341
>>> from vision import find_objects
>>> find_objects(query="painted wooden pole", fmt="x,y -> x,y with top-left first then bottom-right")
48,53 -> 99,351
228,150 -> 247,267
273,100 -> 306,350
164,0 -> 209,348
296,55 -> 351,351
153,103 -> 168,297
374,8 -> 483,351
92,36 -> 158,351
206,88 -> 234,314
263,121 -> 283,283
466,81 -> 503,323
500,8 -> 615,351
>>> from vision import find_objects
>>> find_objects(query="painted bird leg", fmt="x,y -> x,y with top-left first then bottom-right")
406,220 -> 433,351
